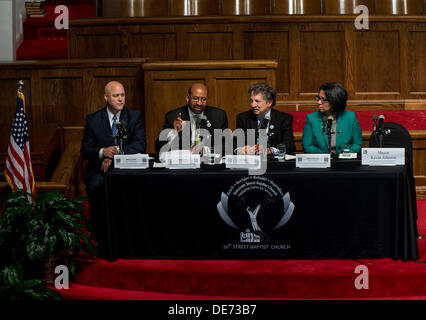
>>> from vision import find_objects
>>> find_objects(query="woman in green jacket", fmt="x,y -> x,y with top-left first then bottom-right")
302,82 -> 363,155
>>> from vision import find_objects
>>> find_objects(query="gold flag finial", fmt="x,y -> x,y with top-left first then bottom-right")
18,80 -> 24,92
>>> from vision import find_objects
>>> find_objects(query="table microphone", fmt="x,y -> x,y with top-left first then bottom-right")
373,114 -> 378,132
116,121 -> 127,139
326,116 -> 333,135
377,115 -> 385,133
259,114 -> 270,130
200,115 -> 207,129
322,116 -> 327,133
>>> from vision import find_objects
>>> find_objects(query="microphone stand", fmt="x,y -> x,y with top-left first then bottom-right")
376,125 -> 385,148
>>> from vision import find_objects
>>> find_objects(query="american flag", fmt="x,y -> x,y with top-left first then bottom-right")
5,89 -> 36,198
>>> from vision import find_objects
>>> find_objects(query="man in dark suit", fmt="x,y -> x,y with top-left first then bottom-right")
235,83 -> 295,155
81,81 -> 146,251
155,83 -> 228,154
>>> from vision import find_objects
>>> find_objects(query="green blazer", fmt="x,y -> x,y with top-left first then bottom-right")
302,110 -> 363,153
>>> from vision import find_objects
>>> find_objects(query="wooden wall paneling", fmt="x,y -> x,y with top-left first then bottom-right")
288,24 -> 300,101
344,23 -> 356,98
273,0 -> 322,15
127,24 -> 177,59
353,23 -> 401,100
179,24 -> 234,60
408,29 -> 426,98
38,71 -> 85,127
298,23 -> 346,97
232,24 -> 246,60
221,0 -> 271,15
68,26 -> 122,59
142,60 -> 277,153
375,0 -> 424,15
170,0 -> 221,16
399,23 -> 410,100
324,0 -> 374,14
121,0 -> 169,17
243,23 -> 290,95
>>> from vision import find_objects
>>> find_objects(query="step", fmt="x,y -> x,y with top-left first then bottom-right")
16,39 -> 67,60
72,256 -> 426,299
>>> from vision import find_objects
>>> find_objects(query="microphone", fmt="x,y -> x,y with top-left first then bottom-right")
199,115 -> 207,129
116,121 -> 127,139
326,116 -> 333,135
373,114 -> 378,132
377,115 -> 385,133
258,114 -> 270,130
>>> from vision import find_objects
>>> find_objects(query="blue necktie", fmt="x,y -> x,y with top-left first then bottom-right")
112,114 -> 118,145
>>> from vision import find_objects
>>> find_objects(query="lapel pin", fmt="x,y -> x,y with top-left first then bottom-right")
270,125 -> 274,130
207,121 -> 211,128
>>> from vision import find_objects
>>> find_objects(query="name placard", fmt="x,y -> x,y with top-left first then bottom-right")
296,154 -> 331,168
114,154 -> 150,169
338,152 -> 357,159
164,150 -> 201,169
225,155 -> 261,170
361,148 -> 405,166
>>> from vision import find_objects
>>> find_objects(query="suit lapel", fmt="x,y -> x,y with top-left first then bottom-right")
101,107 -> 114,143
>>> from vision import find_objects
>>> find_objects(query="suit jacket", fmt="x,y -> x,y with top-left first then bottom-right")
235,108 -> 296,154
81,106 -> 146,181
302,110 -> 363,153
155,105 -> 228,153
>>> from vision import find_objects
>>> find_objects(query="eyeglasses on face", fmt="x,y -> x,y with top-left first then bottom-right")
315,95 -> 328,103
190,96 -> 208,103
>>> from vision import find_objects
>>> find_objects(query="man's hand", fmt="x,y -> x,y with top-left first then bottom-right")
173,112 -> 184,133
190,144 -> 202,154
237,146 -> 256,155
101,158 -> 113,173
102,146 -> 119,159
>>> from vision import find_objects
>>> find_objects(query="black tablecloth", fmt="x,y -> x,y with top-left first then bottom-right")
102,159 -> 419,261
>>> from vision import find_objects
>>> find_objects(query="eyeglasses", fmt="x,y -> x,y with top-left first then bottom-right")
315,95 -> 328,103
191,96 -> 208,103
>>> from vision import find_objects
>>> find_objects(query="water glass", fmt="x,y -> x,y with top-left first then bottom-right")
277,144 -> 286,162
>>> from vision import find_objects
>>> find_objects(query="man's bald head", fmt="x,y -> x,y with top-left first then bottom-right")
186,83 -> 208,114
104,81 -> 125,114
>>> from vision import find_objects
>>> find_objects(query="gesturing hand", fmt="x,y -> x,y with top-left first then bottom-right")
173,112 -> 184,133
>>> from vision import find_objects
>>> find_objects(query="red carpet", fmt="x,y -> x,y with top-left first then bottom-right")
54,199 -> 426,300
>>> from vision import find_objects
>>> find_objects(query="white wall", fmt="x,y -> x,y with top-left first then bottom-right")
0,0 -> 26,61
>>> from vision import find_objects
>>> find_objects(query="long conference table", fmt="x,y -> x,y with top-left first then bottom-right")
102,158 -> 419,261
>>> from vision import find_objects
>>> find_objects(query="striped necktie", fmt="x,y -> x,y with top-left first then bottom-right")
112,114 -> 118,145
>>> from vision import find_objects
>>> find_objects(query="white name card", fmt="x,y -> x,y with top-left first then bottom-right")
361,148 -> 405,166
164,150 -> 201,169
338,152 -> 357,159
114,154 -> 150,169
296,154 -> 331,168
225,155 -> 261,170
